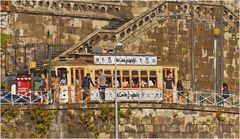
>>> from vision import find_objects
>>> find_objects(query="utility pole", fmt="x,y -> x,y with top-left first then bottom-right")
219,1 -> 224,91
47,31 -> 52,93
190,1 -> 195,90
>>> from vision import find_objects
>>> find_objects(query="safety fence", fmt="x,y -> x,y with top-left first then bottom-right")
0,89 -> 239,108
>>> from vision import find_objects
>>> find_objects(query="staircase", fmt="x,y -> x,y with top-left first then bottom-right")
52,1 -> 239,61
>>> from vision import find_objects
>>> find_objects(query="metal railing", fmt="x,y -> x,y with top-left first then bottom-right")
0,89 -> 239,108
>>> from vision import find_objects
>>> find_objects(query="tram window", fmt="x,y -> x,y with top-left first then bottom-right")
172,69 -> 175,83
122,70 -> 130,88
58,68 -> 67,86
149,71 -> 157,87
131,70 -> 139,88
95,70 -> 99,87
140,70 -> 148,88
104,70 -> 112,87
71,68 -> 74,85
75,70 -> 80,86
117,70 -> 121,88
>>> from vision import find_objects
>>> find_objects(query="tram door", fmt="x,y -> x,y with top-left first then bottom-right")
75,68 -> 85,103
162,68 -> 177,87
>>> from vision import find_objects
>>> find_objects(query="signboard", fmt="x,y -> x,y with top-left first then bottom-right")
60,86 -> 68,104
94,56 -> 157,65
90,89 -> 163,101
17,77 -> 31,97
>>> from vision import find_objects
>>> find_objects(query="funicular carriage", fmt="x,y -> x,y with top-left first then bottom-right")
53,55 -> 179,103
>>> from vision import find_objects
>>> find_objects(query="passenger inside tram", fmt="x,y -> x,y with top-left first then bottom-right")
122,78 -> 129,88
60,74 -> 67,86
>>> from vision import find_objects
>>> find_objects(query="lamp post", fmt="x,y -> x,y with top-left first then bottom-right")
114,42 -> 122,138
47,31 -> 52,95
212,28 -> 220,94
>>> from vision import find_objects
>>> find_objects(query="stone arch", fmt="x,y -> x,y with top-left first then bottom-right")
115,7 -> 120,13
145,16 -> 150,22
79,4 -> 85,11
86,4 -> 92,11
51,2 -> 58,9
73,4 -> 78,11
95,35 -> 101,42
38,0 -> 43,6
59,3 -> 64,8
132,24 -> 137,31
229,15 -> 233,20
183,4 -> 188,13
93,5 -> 99,12
30,0 -> 36,7
100,6 -> 106,13
15,0 -> 22,5
126,28 -> 131,34
43,1 -> 49,8
107,7 -> 113,13
110,35 -> 116,42
65,3 -> 71,11
151,12 -> 156,18
120,32 -> 125,38
102,34 -> 109,41
138,20 -> 143,26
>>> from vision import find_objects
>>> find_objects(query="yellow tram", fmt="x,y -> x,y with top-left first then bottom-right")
52,55 -> 179,103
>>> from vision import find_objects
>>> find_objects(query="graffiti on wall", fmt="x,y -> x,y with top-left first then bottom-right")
90,89 -> 163,101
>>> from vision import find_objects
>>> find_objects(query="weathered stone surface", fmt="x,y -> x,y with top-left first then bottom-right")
144,125 -> 153,133
151,117 -> 172,125
172,118 -> 185,125
141,117 -> 152,124
132,117 -> 141,125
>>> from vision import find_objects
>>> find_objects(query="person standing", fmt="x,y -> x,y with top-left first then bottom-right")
39,73 -> 46,104
98,69 -> 107,102
82,73 -> 94,101
221,83 -> 229,105
164,71 -> 174,103
51,75 -> 60,104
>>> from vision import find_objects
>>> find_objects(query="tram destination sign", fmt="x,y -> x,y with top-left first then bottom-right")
94,56 -> 157,65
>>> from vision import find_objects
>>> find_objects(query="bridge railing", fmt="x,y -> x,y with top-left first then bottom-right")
0,89 -> 239,108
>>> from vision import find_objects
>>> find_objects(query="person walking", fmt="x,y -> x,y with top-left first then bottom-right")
177,80 -> 185,104
163,71 -> 174,103
98,69 -> 107,102
82,73 -> 94,102
221,83 -> 229,105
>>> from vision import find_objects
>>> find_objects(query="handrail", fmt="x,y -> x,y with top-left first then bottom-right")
1,89 -> 239,108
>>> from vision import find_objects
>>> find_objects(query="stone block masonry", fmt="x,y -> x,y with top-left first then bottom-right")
0,103 -> 239,138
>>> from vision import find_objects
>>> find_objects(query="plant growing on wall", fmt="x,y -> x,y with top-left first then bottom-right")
1,105 -> 19,122
28,105 -> 53,138
215,112 -> 225,121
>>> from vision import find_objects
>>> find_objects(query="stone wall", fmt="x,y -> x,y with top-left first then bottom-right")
0,0 -> 239,92
1,103 -> 239,138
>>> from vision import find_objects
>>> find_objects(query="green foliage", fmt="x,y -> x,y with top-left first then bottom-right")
119,109 -> 132,120
0,34 -> 12,53
68,110 -> 76,120
97,104 -> 114,122
1,125 -> 10,137
0,82 -> 9,90
28,105 -> 53,138
67,123 -> 74,133
79,110 -> 99,137
1,105 -> 19,122
216,112 -> 225,121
